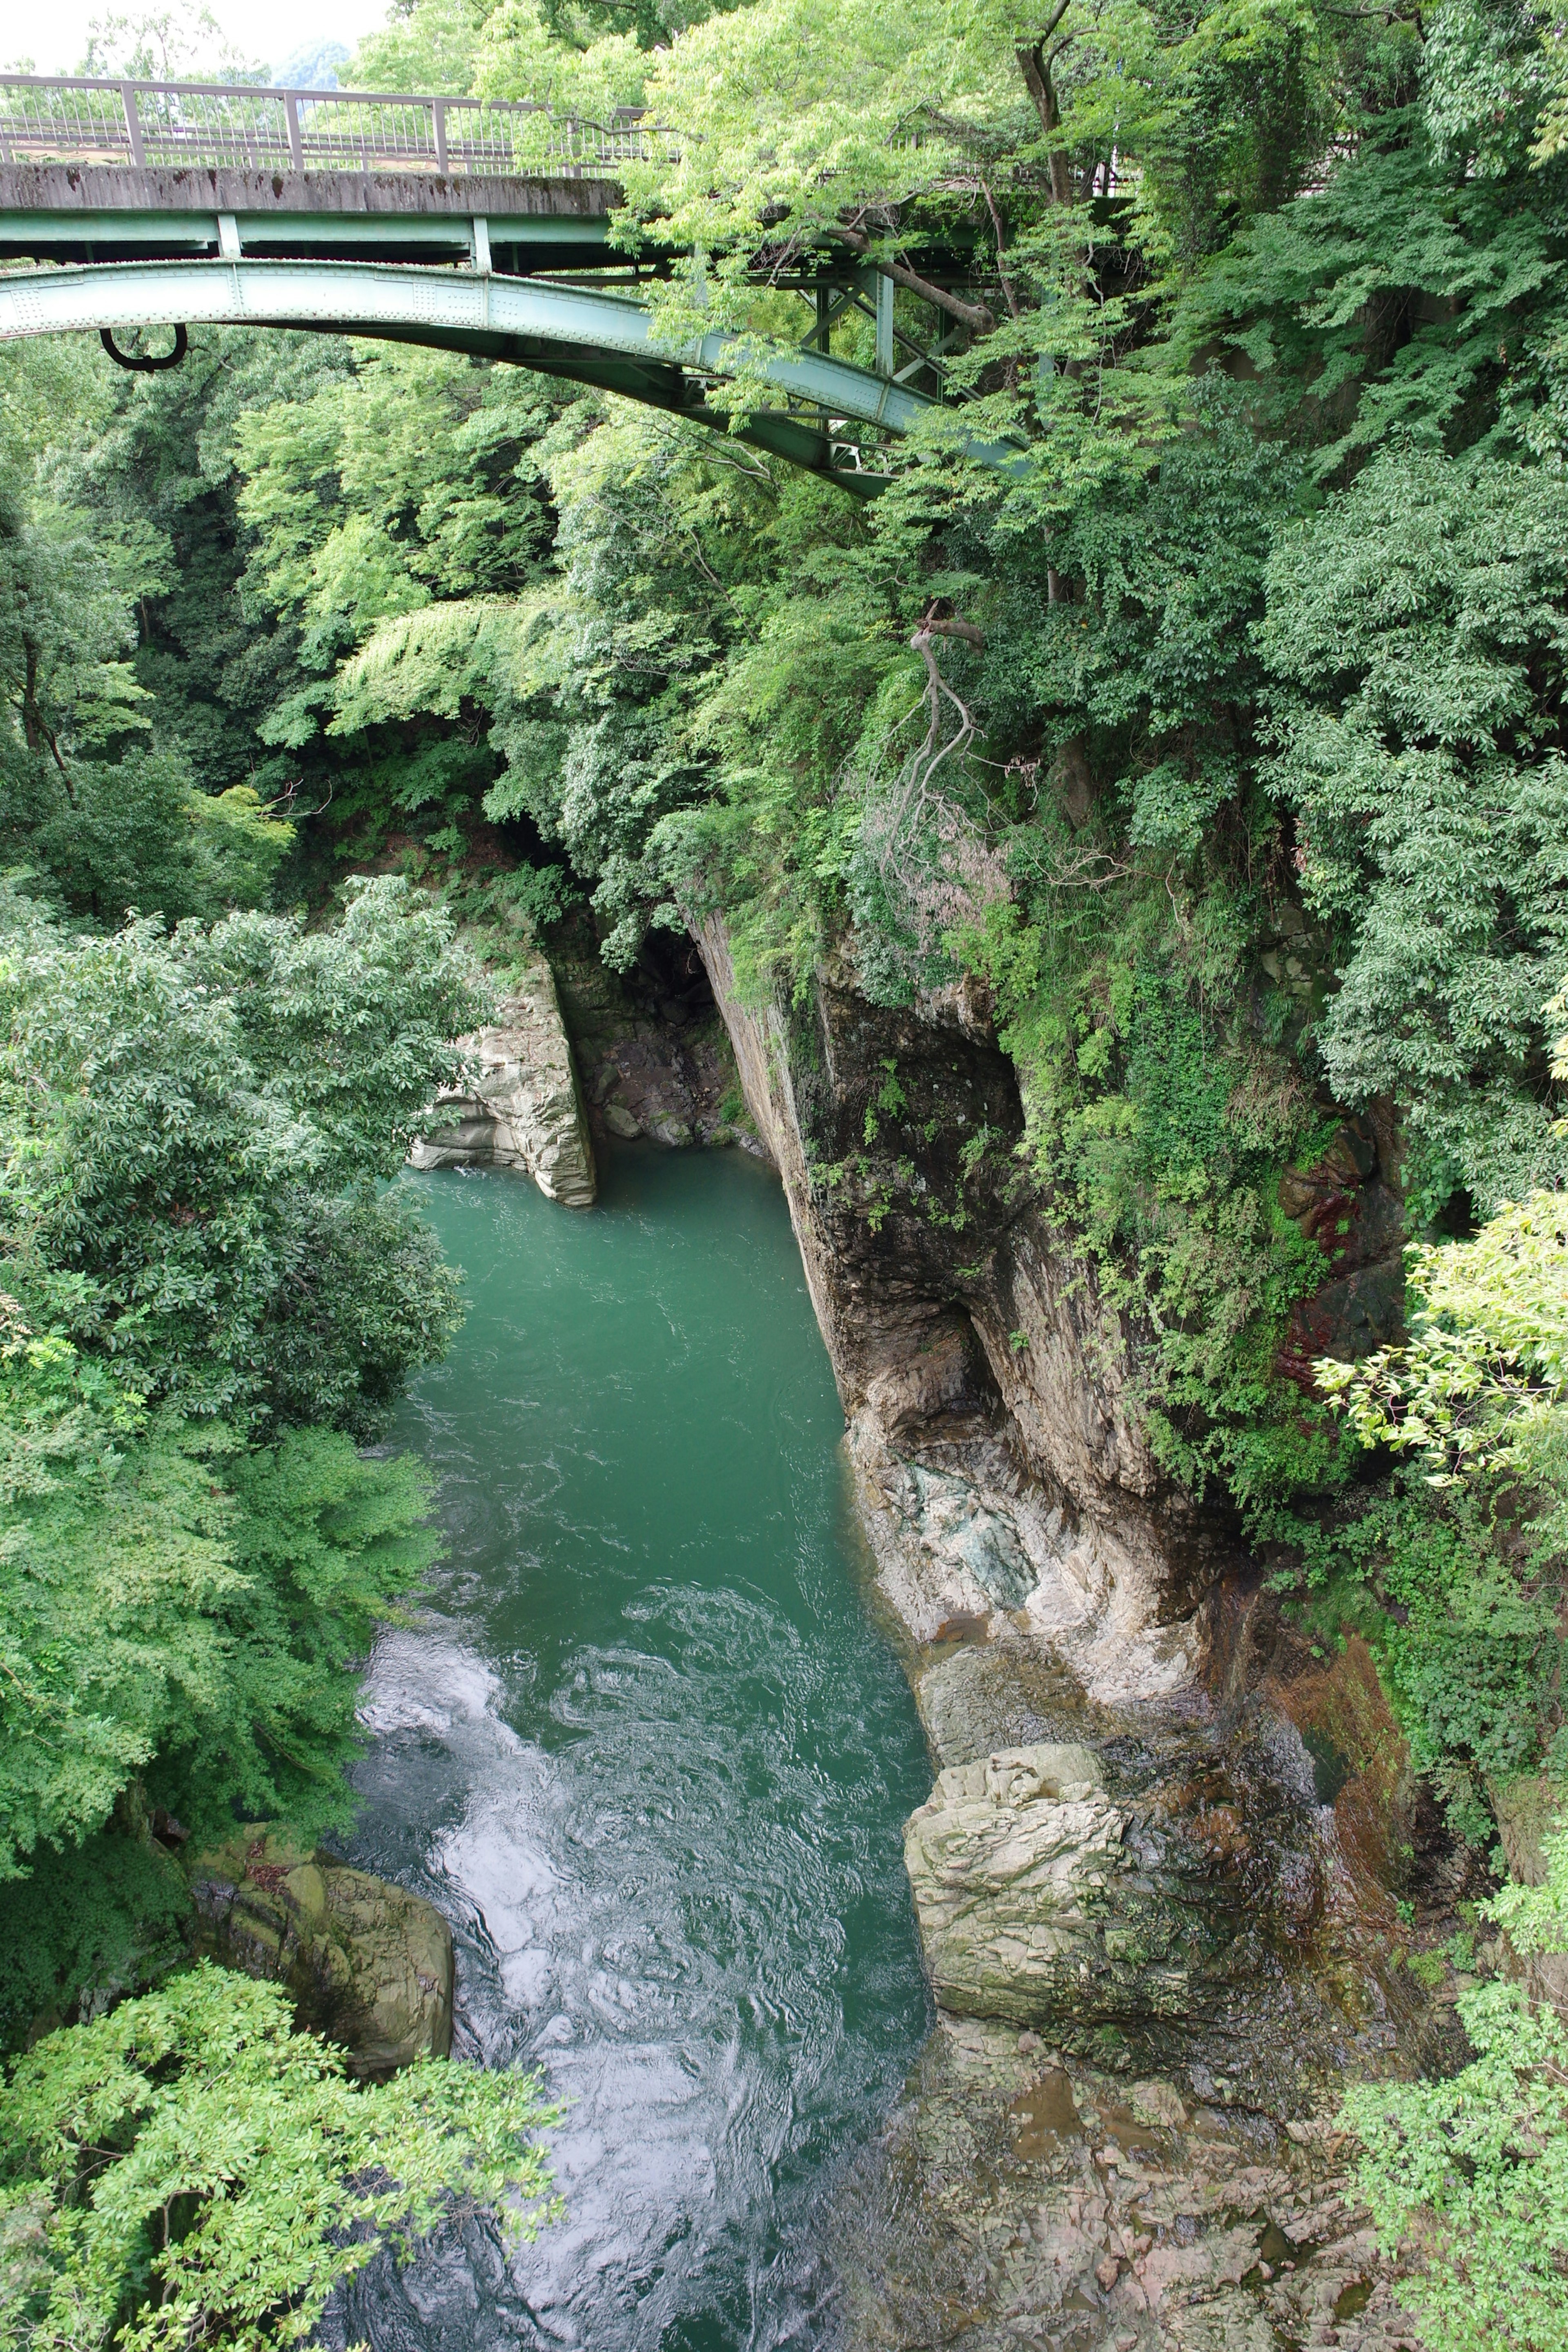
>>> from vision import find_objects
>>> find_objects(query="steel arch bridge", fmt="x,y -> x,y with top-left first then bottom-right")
0,72 -> 1020,492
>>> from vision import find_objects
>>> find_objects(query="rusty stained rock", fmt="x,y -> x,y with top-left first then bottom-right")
829,2013 -> 1421,2352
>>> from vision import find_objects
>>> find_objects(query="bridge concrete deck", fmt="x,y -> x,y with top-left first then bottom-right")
0,163 -> 617,271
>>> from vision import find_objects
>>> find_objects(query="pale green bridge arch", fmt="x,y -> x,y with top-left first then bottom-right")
0,256 -> 1021,491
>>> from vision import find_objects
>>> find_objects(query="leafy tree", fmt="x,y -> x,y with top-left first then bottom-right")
1318,1189 -> 1568,1488
0,877 -> 481,1425
1342,1975 -> 1568,2352
0,878 -> 483,1977
0,1327 -> 443,1878
1343,1820 -> 1568,2352
1259,452 -> 1568,1223
0,1966 -> 557,2352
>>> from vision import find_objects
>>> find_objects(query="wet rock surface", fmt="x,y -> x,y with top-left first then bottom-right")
689,909 -> 1448,2343
411,945 -> 596,1207
187,1829 -> 453,2076
905,1740 -> 1318,2062
894,1626 -> 1433,2111
552,920 -> 760,1156
829,2013 -> 1420,2352
1275,1111 -> 1405,1390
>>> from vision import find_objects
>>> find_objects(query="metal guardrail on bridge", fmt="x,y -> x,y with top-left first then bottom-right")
0,73 -> 660,178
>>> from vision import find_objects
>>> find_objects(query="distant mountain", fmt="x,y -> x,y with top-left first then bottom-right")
274,39 -> 351,91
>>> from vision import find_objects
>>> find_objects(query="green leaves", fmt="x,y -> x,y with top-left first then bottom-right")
0,878 -> 482,1424
0,1385 -> 238,1878
1260,450 -> 1568,1217
0,1333 -> 442,1878
1342,1976 -> 1568,2352
1316,1191 -> 1568,1483
0,1964 -> 559,2352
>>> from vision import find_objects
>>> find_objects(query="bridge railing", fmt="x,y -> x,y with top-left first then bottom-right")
0,73 -> 661,178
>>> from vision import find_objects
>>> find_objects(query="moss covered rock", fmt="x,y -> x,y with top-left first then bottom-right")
187,1830 -> 452,2076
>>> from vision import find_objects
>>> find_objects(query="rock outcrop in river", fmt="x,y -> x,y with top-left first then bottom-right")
411,946 -> 597,1207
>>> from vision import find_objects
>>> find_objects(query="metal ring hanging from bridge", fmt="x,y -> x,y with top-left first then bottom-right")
100,321 -> 186,370
0,71 -> 1026,491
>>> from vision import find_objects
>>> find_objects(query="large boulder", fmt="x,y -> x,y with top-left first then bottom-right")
904,1744 -> 1201,2033
187,1831 -> 452,2076
902,1738 -> 1400,2105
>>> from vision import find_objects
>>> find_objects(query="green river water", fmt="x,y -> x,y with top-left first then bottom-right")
335,1147 -> 933,2352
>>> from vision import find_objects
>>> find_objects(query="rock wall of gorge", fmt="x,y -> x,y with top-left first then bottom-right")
690,913 -> 1457,2347
692,913 -> 1218,1708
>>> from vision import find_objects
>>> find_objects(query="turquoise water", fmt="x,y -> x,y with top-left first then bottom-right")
338,1148 -> 932,2352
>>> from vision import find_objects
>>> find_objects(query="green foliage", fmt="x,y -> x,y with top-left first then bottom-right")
0,1836 -> 192,2058
1342,1976 -> 1568,2352
1491,1824 -> 1568,1956
1259,454 -> 1568,1221
0,877 -> 479,1425
229,343 -> 561,878
1282,1483 -> 1563,1811
1347,1814 -> 1568,2352
0,1964 -> 558,2352
1318,1191 -> 1568,1486
962,880 -> 1332,1508
1,341 -> 297,926
0,878 -> 474,1931
0,1314 -> 441,1879
1295,1186 -> 1568,1828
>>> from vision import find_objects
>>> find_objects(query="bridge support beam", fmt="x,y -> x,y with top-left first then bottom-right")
0,256 -> 1027,488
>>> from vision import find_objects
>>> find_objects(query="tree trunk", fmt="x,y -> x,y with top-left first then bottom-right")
1016,40 -> 1075,207
831,225 -> 995,336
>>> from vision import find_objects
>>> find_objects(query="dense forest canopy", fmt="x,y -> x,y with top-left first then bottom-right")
5,0 -> 1568,2343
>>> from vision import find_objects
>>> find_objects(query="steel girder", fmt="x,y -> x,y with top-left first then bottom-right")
0,255 -> 1023,488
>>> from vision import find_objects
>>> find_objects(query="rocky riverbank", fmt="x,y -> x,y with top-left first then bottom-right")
412,920 -> 761,1197
683,912 -> 1456,2350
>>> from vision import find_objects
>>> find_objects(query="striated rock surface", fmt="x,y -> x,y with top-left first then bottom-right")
898,1651 -> 1432,2112
905,1745 -> 1146,2031
692,913 -> 1213,1693
187,1830 -> 453,2077
692,913 -> 1408,1698
411,946 -> 596,1207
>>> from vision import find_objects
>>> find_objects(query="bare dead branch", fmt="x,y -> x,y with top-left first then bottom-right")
918,598 -> 986,647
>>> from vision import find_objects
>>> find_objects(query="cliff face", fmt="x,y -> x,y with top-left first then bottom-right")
411,945 -> 597,1207
693,915 -> 1210,1707
692,915 -> 1447,2045
694,915 -> 1441,2347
